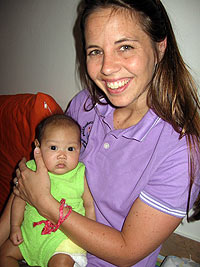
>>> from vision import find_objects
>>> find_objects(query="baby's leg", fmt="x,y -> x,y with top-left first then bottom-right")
48,253 -> 75,267
0,238 -> 23,267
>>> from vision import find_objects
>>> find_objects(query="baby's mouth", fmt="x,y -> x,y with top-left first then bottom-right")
56,163 -> 66,168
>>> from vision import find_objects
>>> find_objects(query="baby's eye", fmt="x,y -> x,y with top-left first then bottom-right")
50,145 -> 57,151
68,147 -> 75,152
120,45 -> 133,52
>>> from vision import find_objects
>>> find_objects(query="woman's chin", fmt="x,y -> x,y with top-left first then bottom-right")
107,96 -> 132,108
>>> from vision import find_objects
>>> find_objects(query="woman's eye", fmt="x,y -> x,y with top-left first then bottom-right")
50,146 -> 57,151
88,49 -> 102,56
120,45 -> 133,51
68,147 -> 75,152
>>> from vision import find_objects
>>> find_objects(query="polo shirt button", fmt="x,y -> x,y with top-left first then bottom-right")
104,143 -> 110,149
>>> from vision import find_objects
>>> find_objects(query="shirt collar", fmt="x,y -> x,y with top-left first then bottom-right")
121,110 -> 161,141
95,103 -> 161,142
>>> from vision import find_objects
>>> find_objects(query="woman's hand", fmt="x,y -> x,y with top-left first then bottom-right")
13,147 -> 52,212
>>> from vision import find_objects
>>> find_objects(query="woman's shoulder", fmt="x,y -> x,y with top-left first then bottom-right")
66,89 -> 95,122
70,89 -> 91,107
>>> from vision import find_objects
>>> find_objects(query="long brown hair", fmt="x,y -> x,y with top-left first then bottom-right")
73,0 -> 200,220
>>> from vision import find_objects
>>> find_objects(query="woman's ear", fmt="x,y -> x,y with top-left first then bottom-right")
157,37 -> 167,62
34,139 -> 40,148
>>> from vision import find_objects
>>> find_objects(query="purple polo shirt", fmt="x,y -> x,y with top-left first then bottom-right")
67,89 -> 200,267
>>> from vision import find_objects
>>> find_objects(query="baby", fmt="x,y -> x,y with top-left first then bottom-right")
0,114 -> 95,267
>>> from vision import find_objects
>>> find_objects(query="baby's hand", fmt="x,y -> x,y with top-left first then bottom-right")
10,225 -> 24,245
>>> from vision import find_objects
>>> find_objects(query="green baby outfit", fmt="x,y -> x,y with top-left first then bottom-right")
19,160 -> 85,267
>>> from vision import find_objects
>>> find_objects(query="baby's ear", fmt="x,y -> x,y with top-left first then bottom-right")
34,139 -> 40,147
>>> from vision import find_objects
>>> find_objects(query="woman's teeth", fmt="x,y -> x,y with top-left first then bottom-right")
107,79 -> 129,89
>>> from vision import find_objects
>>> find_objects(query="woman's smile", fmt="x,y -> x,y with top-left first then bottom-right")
104,78 -> 131,94
85,8 -> 160,110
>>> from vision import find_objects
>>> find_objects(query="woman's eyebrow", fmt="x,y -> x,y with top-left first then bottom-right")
86,45 -> 100,50
86,38 -> 139,49
115,38 -> 139,44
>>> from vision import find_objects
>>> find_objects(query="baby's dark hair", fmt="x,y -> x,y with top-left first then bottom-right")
36,114 -> 81,144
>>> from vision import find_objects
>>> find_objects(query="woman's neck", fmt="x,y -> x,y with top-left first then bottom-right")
113,105 -> 149,130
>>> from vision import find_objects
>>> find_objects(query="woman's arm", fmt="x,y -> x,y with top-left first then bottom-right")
60,198 -> 181,266
14,148 -> 182,266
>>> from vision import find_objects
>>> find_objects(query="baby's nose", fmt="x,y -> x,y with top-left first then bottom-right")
57,149 -> 67,158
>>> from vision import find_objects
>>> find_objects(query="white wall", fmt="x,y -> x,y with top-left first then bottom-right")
0,0 -> 199,241
162,0 -> 200,85
0,0 -> 80,110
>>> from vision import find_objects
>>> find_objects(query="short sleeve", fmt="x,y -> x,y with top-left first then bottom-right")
140,142 -> 200,218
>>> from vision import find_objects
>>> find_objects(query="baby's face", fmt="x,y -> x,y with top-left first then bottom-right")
39,125 -> 80,175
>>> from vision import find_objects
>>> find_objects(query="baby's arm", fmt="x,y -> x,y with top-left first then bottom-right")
10,196 -> 26,245
82,175 -> 96,221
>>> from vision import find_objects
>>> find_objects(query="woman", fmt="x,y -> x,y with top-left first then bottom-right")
2,0 -> 200,266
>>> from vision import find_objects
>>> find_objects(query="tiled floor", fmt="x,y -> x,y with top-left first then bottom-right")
160,233 -> 200,264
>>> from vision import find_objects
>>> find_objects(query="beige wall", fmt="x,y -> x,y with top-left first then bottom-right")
0,0 -> 199,241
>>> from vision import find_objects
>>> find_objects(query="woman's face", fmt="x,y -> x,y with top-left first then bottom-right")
85,8 -> 165,111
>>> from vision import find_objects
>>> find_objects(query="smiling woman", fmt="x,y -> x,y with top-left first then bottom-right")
67,0 -> 200,265
0,1 -> 200,267
85,7 -> 164,116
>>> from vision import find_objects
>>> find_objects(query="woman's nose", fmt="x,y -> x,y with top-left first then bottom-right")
100,52 -> 120,76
